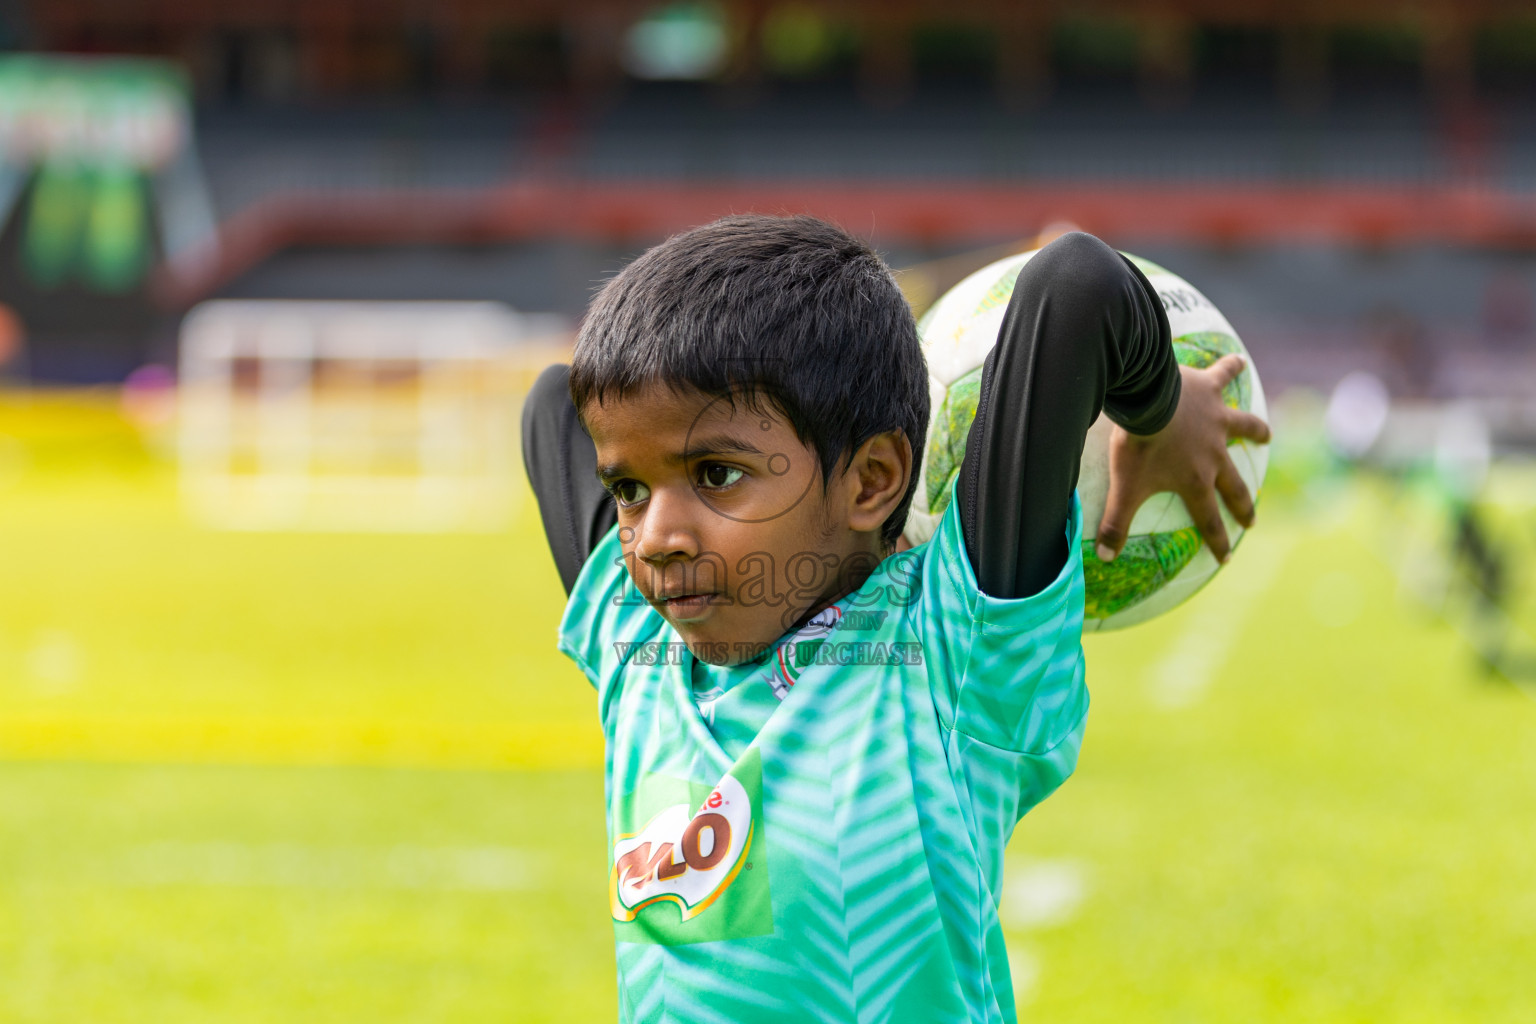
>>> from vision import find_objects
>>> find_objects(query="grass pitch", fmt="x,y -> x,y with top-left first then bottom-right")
0,391 -> 1533,1022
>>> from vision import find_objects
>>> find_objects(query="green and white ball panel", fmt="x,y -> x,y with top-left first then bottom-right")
914,255 -> 1032,387
907,249 -> 1269,632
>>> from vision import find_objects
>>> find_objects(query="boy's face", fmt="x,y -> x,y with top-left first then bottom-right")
583,382 -> 887,666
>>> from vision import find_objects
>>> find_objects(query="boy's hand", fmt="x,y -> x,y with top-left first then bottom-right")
1096,354 -> 1272,565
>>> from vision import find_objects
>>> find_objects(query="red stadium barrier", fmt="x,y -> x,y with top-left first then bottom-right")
154,179 -> 1536,309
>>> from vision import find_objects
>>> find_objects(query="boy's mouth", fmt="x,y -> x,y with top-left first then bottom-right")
655,591 -> 719,621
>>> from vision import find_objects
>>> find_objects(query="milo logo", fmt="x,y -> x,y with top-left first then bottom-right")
611,773 -> 753,921
609,749 -> 773,945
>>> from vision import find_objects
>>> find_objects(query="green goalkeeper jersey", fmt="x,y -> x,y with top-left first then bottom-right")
558,494 -> 1089,1024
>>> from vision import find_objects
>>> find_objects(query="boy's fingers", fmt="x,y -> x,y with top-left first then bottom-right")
1215,457 -> 1255,529
1210,353 -> 1247,386
1184,487 -> 1232,564
1226,409 -> 1272,444
1095,476 -> 1144,563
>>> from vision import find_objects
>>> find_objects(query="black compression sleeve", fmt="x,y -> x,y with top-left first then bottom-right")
957,232 -> 1180,600
521,363 -> 617,596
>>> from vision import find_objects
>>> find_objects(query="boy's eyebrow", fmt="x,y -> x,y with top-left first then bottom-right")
677,435 -> 766,462
595,435 -> 766,483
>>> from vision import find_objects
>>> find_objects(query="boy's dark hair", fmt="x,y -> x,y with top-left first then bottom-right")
570,214 -> 928,548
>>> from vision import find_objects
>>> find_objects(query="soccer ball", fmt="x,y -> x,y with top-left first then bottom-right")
904,250 -> 1269,631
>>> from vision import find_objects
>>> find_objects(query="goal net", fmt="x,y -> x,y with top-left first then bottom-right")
178,300 -> 568,532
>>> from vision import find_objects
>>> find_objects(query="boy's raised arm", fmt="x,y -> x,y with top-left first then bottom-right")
522,363 -> 616,595
957,231 -> 1271,601
955,232 -> 1181,600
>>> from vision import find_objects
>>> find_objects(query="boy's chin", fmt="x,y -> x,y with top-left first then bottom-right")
677,630 -> 774,668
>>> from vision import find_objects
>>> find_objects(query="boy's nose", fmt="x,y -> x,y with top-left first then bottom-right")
634,488 -> 700,566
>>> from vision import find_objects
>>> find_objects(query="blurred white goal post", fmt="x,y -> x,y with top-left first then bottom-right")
178,300 -> 570,532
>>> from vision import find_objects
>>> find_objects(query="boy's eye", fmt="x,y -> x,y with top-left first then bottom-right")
697,464 -> 744,490
611,480 -> 650,506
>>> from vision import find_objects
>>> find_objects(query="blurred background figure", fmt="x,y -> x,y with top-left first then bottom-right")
0,301 -> 25,380
1367,306 -> 1439,400
1432,403 -> 1511,678
1,3 -> 1535,1023
1325,371 -> 1392,463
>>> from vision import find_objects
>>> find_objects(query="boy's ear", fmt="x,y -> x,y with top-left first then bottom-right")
844,429 -> 912,535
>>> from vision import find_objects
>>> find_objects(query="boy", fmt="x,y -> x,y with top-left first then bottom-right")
522,216 -> 1267,1022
